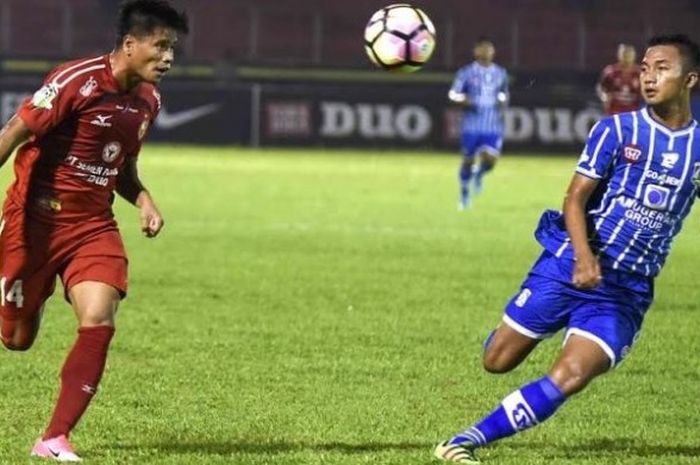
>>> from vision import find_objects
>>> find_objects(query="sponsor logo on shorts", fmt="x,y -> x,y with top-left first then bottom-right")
515,288 -> 531,308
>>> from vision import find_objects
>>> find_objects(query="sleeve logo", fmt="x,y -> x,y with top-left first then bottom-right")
31,83 -> 59,110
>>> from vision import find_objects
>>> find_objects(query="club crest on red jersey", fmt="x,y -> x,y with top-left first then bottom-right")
623,144 -> 642,163
79,76 -> 98,97
102,141 -> 122,162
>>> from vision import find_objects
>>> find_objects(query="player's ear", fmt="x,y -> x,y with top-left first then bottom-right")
686,71 -> 699,90
123,35 -> 136,57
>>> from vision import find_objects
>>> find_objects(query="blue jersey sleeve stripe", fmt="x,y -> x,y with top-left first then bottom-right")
613,114 -> 623,143
588,126 -> 612,170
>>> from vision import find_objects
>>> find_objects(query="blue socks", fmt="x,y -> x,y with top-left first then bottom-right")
459,164 -> 472,204
449,376 -> 566,447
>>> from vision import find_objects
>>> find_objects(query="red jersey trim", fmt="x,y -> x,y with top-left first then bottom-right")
50,56 -> 105,87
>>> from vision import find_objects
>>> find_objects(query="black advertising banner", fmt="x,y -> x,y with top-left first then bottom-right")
0,79 -> 604,152
258,83 -> 604,153
0,83 -> 252,145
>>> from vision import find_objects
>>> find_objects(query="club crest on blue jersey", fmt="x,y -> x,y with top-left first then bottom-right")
623,144 -> 642,162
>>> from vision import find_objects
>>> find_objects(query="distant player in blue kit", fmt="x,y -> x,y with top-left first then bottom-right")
449,37 -> 509,209
435,34 -> 700,463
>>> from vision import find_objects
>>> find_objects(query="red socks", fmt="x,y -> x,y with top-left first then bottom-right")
43,325 -> 115,440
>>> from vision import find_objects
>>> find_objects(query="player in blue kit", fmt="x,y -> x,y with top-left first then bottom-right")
435,34 -> 700,463
449,37 -> 509,209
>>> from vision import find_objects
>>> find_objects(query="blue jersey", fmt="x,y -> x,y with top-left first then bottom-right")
536,107 -> 700,278
450,62 -> 508,135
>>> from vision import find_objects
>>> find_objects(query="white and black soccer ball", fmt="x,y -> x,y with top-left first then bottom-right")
364,4 -> 436,73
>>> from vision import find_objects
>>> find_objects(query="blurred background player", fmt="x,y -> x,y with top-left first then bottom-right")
449,37 -> 509,209
435,34 -> 700,463
596,43 -> 643,114
0,0 -> 187,461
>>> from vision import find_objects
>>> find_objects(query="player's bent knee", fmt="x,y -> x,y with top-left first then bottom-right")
482,349 -> 516,374
549,360 -> 592,396
1,332 -> 35,351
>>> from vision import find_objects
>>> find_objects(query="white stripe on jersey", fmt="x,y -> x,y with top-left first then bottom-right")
633,232 -> 661,273
600,218 -> 625,252
555,238 -> 570,257
51,56 -> 104,87
54,65 -> 105,89
613,228 -> 642,270
611,111 -> 638,198
669,131 -> 694,210
589,126 -> 611,172
593,194 -> 618,233
613,114 -> 623,143
635,125 -> 656,200
677,131 -> 697,214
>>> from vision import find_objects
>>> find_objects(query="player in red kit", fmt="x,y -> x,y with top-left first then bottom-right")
596,43 -> 643,114
0,0 -> 188,461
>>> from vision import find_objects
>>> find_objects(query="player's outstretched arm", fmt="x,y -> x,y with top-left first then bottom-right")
116,157 -> 164,238
0,115 -> 31,170
563,173 -> 601,289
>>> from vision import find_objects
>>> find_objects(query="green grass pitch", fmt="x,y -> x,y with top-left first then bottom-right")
0,146 -> 699,464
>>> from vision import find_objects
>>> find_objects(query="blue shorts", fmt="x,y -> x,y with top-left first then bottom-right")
503,251 -> 654,368
461,132 -> 503,158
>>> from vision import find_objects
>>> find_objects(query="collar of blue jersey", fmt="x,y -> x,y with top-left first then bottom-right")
641,106 -> 697,137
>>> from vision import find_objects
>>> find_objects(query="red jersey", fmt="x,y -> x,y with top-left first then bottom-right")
10,54 -> 160,222
597,63 -> 642,115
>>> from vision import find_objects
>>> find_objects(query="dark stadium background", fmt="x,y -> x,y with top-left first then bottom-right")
1,0 -> 698,152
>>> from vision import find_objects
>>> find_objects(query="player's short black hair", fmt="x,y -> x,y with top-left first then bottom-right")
116,0 -> 189,46
475,36 -> 493,46
647,34 -> 700,73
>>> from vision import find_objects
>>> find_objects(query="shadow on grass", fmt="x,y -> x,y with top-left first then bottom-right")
503,437 -> 700,459
114,439 -> 430,456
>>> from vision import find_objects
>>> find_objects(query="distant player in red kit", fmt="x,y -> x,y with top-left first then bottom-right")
596,43 -> 643,114
0,0 -> 187,461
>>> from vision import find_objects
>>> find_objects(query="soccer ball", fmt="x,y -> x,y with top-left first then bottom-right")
364,4 -> 436,73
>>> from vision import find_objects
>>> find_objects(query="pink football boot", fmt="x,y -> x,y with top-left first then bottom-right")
31,435 -> 82,462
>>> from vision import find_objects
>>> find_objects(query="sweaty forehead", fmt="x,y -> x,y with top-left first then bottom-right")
137,26 -> 178,44
643,45 -> 681,64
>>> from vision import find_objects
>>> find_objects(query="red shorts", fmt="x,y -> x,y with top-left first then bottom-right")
0,201 -> 128,322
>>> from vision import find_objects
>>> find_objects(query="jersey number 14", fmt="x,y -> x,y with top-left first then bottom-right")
0,277 -> 24,308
